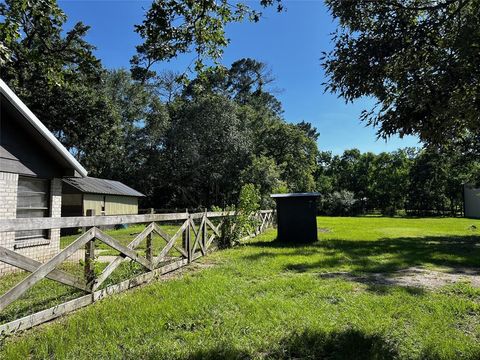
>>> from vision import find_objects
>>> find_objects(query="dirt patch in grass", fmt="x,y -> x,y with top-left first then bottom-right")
320,267 -> 480,290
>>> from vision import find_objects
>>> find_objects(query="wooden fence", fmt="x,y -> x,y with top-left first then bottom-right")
0,210 -> 274,336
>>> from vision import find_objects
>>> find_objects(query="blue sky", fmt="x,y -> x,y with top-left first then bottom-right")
59,0 -> 420,154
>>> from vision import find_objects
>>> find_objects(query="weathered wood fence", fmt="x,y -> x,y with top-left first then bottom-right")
0,210 -> 274,336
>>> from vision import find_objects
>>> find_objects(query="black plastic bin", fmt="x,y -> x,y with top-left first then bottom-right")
271,193 -> 320,243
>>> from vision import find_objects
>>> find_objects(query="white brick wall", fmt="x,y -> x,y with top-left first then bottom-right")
0,173 -> 62,275
0,172 -> 18,272
47,178 -> 62,253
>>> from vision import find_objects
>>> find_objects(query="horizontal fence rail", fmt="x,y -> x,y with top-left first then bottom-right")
0,210 -> 275,336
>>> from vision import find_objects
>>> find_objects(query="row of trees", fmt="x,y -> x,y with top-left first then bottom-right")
100,63 -> 319,209
1,0 -> 479,215
317,148 -> 480,216
0,1 -> 318,209
3,0 -> 479,152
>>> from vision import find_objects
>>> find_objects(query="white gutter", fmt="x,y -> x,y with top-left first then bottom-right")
0,79 -> 88,177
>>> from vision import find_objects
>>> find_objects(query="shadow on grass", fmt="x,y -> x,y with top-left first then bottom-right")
184,328 -> 400,360
244,235 -> 480,294
246,235 -> 480,273
318,271 -> 428,296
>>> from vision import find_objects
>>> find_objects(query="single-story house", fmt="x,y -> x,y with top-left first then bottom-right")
0,79 -> 87,274
464,184 -> 480,219
0,79 -> 143,274
62,177 -> 144,217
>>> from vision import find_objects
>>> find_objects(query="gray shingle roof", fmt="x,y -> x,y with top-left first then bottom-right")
63,177 -> 144,197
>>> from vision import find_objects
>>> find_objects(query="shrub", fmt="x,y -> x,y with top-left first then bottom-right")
218,184 -> 261,248
322,190 -> 357,216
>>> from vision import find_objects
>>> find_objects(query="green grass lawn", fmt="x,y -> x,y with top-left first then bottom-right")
2,216 -> 480,359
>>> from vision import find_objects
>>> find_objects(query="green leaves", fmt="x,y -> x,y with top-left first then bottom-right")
0,0 -> 90,80
317,146 -> 480,216
131,0 -> 283,81
323,0 -> 480,148
218,183 -> 261,248
0,0 -> 122,178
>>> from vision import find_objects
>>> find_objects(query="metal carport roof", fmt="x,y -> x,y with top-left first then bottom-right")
63,177 -> 144,197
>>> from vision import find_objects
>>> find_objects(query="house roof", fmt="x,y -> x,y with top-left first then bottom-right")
63,177 -> 145,197
0,79 -> 88,177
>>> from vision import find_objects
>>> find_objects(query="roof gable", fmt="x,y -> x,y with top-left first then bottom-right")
0,79 -> 87,177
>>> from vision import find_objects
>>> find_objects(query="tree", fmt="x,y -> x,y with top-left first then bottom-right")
156,58 -> 318,208
162,94 -> 252,208
0,0 -> 316,209
226,58 -> 282,115
443,150 -> 478,215
183,58 -> 283,115
407,149 -> 449,215
131,1 -> 283,81
97,70 -> 171,197
154,70 -> 184,103
0,0 -> 100,86
43,83 -> 121,175
257,119 -> 319,192
334,149 -> 362,193
407,147 -> 479,215
296,121 -> 320,142
0,0 -> 120,172
323,0 -> 480,147
240,155 -> 285,208
0,0 -> 65,67
371,150 -> 411,215
315,151 -> 334,196
323,190 -> 357,216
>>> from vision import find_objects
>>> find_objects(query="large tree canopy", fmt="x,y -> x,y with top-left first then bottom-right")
323,0 -> 480,147
5,0 -> 478,213
0,0 -> 319,209
0,0 -> 100,84
131,0 -> 283,80
0,0 -> 122,170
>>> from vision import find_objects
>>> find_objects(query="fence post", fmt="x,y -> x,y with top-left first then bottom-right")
182,209 -> 191,263
84,210 -> 95,288
146,208 -> 154,264
188,210 -> 192,262
202,209 -> 207,253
